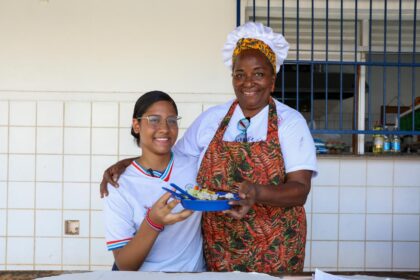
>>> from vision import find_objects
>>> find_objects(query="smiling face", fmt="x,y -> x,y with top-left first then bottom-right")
132,100 -> 178,158
232,49 -> 276,118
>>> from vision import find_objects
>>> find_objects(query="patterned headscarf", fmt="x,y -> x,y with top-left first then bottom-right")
233,38 -> 276,73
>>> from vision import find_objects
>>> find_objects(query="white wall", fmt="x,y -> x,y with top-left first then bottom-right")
310,157 -> 420,271
0,0 -> 235,94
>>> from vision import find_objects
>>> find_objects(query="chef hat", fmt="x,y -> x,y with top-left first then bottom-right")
222,22 -> 289,73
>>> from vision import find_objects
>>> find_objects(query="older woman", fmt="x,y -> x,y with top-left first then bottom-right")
101,22 -> 317,273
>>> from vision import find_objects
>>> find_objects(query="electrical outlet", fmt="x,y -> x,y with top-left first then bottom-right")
65,220 -> 80,235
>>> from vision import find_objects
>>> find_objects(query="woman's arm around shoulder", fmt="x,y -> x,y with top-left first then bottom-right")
100,157 -> 137,198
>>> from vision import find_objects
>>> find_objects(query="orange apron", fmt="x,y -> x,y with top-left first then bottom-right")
196,98 -> 306,272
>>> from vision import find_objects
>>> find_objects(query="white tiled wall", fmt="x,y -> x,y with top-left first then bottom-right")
310,158 -> 420,271
0,96 -> 419,272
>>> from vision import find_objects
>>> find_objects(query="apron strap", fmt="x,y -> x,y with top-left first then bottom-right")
213,97 -> 280,143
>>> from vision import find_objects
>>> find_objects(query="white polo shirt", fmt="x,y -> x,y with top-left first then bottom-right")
175,98 -> 317,176
103,151 -> 205,272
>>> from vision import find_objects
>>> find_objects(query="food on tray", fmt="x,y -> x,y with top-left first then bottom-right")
187,185 -> 235,200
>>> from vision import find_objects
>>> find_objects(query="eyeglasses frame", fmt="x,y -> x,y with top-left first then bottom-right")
137,115 -> 182,128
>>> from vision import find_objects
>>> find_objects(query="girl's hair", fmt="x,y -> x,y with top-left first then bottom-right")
131,90 -> 178,145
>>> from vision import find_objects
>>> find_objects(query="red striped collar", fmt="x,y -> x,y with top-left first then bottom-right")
131,153 -> 174,182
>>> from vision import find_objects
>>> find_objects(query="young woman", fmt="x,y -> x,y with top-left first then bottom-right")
103,90 -> 205,272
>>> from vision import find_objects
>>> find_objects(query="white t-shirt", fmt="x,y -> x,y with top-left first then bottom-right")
175,98 -> 317,176
103,151 -> 205,272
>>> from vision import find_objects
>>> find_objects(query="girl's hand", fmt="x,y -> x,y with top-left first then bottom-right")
224,180 -> 257,219
148,192 -> 194,226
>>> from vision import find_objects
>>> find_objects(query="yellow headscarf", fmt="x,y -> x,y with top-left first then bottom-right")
232,38 -> 276,73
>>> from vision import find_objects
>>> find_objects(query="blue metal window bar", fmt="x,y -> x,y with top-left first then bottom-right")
237,0 -> 420,154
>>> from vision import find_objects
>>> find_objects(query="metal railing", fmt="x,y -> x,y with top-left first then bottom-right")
237,0 -> 420,153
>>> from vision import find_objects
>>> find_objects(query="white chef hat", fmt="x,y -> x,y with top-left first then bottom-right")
222,22 -> 289,73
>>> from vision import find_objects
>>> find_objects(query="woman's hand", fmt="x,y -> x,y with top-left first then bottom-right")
224,180 -> 257,219
226,170 -> 313,214
100,158 -> 135,198
148,192 -> 194,226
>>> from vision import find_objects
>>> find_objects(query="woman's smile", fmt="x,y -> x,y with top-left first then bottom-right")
243,90 -> 257,96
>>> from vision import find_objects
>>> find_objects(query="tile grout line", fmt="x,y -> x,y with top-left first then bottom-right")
33,101 -> 38,269
336,158 -> 341,270
89,101 -> 93,270
61,101 -> 65,270
4,101 -> 9,269
309,179 -> 313,271
363,158 -> 367,271
391,159 -> 395,270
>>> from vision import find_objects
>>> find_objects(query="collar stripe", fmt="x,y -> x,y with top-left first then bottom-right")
131,153 -> 174,182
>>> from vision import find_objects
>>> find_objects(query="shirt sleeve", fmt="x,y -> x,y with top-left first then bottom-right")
103,184 -> 137,251
174,109 -> 212,158
279,113 -> 318,177
174,100 -> 233,161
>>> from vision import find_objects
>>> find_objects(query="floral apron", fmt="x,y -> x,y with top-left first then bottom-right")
196,98 -> 306,273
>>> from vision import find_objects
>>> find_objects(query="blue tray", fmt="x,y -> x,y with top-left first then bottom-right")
181,192 -> 239,212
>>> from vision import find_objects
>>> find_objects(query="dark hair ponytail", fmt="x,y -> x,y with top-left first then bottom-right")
131,91 -> 178,145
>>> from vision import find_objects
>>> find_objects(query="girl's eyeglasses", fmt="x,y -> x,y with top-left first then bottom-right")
137,115 -> 181,128
234,117 -> 250,142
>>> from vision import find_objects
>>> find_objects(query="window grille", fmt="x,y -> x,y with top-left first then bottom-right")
237,0 -> 420,154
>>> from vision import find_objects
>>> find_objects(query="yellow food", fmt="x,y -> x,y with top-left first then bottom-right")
187,187 -> 235,200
